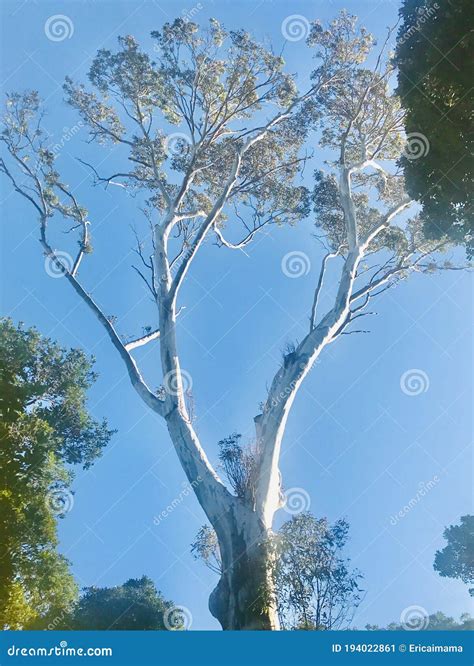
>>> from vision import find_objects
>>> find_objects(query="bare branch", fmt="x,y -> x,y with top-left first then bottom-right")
76,157 -> 151,189
0,157 -> 45,217
125,328 -> 161,351
132,265 -> 156,298
41,235 -> 165,416
310,251 -> 339,331
213,218 -> 271,250
168,150 -> 243,304
54,181 -> 89,276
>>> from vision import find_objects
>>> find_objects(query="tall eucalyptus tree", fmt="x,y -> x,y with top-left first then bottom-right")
1,13 -> 462,629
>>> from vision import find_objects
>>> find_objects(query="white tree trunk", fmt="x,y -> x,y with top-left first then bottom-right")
208,497 -> 279,630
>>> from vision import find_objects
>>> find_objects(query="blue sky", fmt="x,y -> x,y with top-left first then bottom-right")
1,0 -> 472,630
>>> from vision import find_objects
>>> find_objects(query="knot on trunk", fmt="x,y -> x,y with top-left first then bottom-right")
208,505 -> 279,630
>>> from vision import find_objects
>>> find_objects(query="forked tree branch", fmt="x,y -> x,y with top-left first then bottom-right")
40,235 -> 166,416
252,192 -> 416,522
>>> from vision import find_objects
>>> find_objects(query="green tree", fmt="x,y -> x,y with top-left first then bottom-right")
33,577 -> 177,630
0,318 -> 114,629
366,612 -> 474,631
395,0 -> 474,255
434,515 -> 474,596
271,513 -> 363,630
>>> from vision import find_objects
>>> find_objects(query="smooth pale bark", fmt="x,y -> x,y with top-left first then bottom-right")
155,212 -> 281,629
208,497 -> 279,630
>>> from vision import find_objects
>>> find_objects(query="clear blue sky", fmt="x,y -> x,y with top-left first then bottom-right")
1,0 -> 472,630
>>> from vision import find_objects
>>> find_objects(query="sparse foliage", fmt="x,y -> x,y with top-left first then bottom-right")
191,525 -> 222,575
217,433 -> 258,503
272,513 -> 363,630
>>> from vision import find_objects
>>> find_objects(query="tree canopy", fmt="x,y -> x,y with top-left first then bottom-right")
272,513 -> 363,630
434,515 -> 474,596
54,577 -> 175,630
395,0 -> 473,255
0,318 -> 114,629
